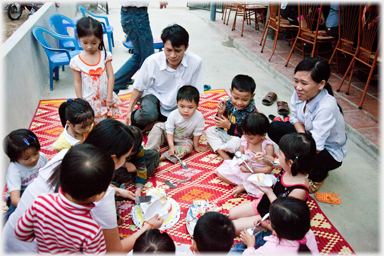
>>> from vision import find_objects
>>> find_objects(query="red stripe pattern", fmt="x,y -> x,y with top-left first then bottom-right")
15,189 -> 106,254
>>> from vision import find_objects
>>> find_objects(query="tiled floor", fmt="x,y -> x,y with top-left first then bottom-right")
209,12 -> 380,148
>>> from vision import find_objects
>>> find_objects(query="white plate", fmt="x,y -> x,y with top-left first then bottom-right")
143,199 -> 161,221
131,198 -> 180,230
247,173 -> 274,187
186,206 -> 197,237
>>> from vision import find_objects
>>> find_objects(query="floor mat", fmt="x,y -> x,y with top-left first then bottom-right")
5,89 -> 354,254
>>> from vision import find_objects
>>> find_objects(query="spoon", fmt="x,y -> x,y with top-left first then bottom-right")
251,151 -> 279,165
251,213 -> 270,235
174,154 -> 189,169
165,177 -> 191,188
234,151 -> 254,173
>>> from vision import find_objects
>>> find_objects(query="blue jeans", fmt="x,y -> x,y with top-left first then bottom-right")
114,7 -> 154,94
228,230 -> 272,254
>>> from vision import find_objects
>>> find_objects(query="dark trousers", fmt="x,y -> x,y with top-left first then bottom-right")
268,121 -> 342,182
131,94 -> 168,130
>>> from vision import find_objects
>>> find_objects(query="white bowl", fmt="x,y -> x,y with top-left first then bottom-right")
143,199 -> 162,221
247,173 -> 274,187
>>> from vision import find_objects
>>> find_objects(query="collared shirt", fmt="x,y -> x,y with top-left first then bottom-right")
289,89 -> 347,162
133,51 -> 204,117
119,1 -> 149,7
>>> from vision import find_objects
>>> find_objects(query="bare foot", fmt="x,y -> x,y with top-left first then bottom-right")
232,185 -> 245,197
159,154 -> 166,162
217,149 -> 231,160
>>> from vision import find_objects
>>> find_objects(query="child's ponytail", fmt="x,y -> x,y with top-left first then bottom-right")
58,98 -> 94,127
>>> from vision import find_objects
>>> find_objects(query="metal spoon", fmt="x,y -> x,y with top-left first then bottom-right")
165,177 -> 191,188
234,151 -> 254,173
261,156 -> 279,165
174,154 -> 189,169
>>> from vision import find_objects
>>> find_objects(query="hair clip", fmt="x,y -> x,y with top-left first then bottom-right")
23,138 -> 30,145
295,156 -> 298,159
67,98 -> 74,102
28,135 -> 36,140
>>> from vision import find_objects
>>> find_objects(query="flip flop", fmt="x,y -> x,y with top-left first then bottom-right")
277,101 -> 290,115
204,84 -> 211,91
262,92 -> 277,106
315,192 -> 341,205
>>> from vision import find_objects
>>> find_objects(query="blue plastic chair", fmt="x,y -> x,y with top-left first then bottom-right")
78,5 -> 114,53
48,14 -> 82,50
123,35 -> 164,53
32,26 -> 82,91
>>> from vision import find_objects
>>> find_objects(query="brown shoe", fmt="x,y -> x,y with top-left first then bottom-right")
309,179 -> 325,194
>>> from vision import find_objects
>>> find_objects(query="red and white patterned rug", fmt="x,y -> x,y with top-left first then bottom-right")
4,89 -> 354,254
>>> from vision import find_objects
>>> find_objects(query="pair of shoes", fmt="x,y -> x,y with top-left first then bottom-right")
315,192 -> 341,205
262,92 -> 277,106
308,179 -> 326,194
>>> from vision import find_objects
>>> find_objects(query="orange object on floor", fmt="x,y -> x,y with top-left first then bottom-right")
315,192 -> 341,205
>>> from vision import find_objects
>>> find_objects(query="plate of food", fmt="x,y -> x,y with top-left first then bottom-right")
247,173 -> 275,187
186,200 -> 221,237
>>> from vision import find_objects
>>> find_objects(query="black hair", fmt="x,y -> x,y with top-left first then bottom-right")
133,229 -> 175,253
231,74 -> 256,94
295,57 -> 342,113
47,119 -> 134,191
269,197 -> 311,253
161,24 -> 189,48
241,112 -> 270,136
76,16 -> 107,59
193,212 -> 235,252
58,98 -> 94,127
60,144 -> 114,201
127,125 -> 143,155
3,129 -> 40,163
176,85 -> 200,105
278,132 -> 316,176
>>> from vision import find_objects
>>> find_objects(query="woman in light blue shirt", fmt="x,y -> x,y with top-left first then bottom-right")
268,58 -> 347,193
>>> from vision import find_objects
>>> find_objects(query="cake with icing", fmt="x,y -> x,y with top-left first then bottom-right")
140,187 -> 173,221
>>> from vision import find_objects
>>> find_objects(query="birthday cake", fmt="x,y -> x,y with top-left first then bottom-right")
140,187 -> 173,221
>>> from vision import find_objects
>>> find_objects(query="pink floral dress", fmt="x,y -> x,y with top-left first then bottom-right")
70,50 -> 122,124
215,136 -> 275,197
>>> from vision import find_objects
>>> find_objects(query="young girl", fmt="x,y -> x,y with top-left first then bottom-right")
215,112 -> 276,197
52,98 -> 94,151
3,129 -> 48,222
70,16 -> 122,124
240,197 -> 319,254
229,132 -> 316,234
133,229 -> 175,253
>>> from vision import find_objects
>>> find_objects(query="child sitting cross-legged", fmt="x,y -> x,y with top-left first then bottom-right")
215,112 -> 276,198
240,197 -> 319,254
145,85 -> 207,163
14,144 -> 115,254
3,129 -> 48,223
191,211 -> 235,253
112,125 -> 160,197
205,74 -> 257,160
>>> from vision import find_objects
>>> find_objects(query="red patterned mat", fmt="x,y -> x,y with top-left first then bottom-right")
4,89 -> 354,254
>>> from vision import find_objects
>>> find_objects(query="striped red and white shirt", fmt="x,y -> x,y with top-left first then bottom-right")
14,188 -> 106,254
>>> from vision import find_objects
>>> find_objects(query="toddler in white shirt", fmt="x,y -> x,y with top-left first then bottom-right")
145,85 -> 207,163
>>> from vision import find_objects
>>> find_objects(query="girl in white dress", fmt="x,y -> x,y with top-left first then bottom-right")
70,17 -> 122,124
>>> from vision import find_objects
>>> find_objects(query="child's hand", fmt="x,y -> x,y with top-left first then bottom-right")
106,99 -> 114,108
125,162 -> 137,173
240,229 -> 256,248
239,159 -> 253,173
168,146 -> 177,157
114,187 -> 135,201
217,100 -> 226,116
253,215 -> 269,230
135,187 -> 142,197
194,145 -> 208,153
148,214 -> 164,229
214,115 -> 230,129
253,152 -> 265,163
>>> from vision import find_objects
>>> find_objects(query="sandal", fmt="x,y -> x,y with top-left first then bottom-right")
262,92 -> 277,106
204,84 -> 211,91
277,101 -> 290,115
315,192 -> 341,205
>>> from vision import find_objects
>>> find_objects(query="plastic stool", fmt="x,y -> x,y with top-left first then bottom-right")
123,35 -> 163,53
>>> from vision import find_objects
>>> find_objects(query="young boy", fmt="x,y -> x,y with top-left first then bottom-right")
145,85 -> 207,163
112,126 -> 160,197
14,144 -> 113,254
205,74 -> 257,160
3,129 -> 48,222
191,212 -> 235,253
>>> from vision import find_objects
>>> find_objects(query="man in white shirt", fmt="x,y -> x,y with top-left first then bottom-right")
125,24 -> 204,131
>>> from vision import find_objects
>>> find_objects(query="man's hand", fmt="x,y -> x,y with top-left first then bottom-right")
214,115 -> 231,129
125,110 -> 132,125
